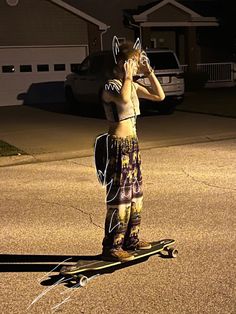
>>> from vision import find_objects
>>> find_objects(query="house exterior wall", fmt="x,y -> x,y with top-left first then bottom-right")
140,4 -> 204,66
67,0 -> 140,50
150,30 -> 176,50
0,0 -> 90,46
147,4 -> 191,22
87,22 -> 102,53
142,28 -> 177,52
185,27 -> 201,69
102,28 -> 136,51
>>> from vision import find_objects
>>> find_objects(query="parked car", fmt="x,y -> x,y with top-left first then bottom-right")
138,49 -> 185,113
64,49 -> 184,114
64,51 -> 114,114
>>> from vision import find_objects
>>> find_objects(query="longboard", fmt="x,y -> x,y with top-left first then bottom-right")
60,239 -> 178,287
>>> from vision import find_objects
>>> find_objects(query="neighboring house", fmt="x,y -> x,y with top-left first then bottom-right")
63,0 -> 235,87
126,0 -> 219,68
0,0 -> 230,106
0,0 -> 109,106
69,0 -> 220,66
62,0 -> 155,50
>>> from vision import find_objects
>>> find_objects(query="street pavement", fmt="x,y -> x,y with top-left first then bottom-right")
0,138 -> 235,313
0,95 -> 236,313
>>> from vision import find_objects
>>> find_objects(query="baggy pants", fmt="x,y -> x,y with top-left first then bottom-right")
95,134 -> 143,251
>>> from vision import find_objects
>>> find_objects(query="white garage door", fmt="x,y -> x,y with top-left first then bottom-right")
0,45 -> 88,106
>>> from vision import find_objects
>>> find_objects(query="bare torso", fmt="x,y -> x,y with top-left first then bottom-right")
103,79 -> 138,137
108,117 -> 137,137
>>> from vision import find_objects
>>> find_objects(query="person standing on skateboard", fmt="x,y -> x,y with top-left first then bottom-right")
97,37 -> 165,262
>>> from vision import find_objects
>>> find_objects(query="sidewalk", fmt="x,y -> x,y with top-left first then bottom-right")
0,87 -> 236,167
0,104 -> 104,166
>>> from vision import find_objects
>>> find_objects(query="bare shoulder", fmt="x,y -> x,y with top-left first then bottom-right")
105,79 -> 122,92
102,79 -> 122,103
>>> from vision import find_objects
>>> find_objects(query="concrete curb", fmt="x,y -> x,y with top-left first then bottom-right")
0,149 -> 93,167
1,132 -> 236,168
140,132 -> 236,150
0,154 -> 36,167
176,109 -> 236,119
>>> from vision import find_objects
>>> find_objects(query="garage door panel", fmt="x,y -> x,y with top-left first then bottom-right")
0,46 -> 88,106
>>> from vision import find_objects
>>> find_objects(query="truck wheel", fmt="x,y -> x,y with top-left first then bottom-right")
65,87 -> 80,113
157,104 -> 176,115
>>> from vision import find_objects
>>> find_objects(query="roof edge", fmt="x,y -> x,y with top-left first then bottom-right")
50,0 -> 110,30
133,0 -> 203,21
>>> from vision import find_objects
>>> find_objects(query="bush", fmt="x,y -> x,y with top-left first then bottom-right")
184,71 -> 209,91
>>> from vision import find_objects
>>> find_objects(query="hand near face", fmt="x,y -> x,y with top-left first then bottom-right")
139,51 -> 152,75
123,58 -> 138,78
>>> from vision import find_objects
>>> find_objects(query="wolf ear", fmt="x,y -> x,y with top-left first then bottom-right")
112,36 -> 120,64
133,38 -> 142,50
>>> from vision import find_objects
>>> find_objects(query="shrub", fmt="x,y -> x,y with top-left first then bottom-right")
184,71 -> 209,91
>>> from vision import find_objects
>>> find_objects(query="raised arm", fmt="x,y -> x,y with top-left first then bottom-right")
135,71 -> 165,102
136,54 -> 165,101
102,59 -> 137,105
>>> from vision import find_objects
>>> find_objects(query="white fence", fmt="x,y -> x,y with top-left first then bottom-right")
181,62 -> 236,88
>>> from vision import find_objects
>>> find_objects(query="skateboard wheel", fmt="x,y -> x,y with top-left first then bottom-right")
168,247 -> 178,258
75,275 -> 88,287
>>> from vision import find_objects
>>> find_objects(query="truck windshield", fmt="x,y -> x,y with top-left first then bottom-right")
147,52 -> 179,70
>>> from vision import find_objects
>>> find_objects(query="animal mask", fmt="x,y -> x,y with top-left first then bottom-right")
112,36 -> 142,64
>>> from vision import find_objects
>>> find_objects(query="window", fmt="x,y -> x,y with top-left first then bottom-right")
147,52 -> 179,70
54,64 -> 66,71
37,64 -> 49,72
2,65 -> 15,73
20,65 -> 32,72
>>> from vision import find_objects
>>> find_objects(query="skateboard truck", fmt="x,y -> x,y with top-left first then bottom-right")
60,239 -> 178,287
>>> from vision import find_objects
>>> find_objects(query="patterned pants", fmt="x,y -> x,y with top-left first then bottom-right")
95,134 -> 143,251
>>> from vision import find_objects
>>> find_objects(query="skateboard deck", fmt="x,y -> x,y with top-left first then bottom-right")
60,239 -> 178,286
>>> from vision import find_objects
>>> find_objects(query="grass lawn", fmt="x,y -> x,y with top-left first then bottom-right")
0,140 -> 26,157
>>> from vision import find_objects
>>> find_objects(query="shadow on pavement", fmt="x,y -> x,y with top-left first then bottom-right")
17,81 -> 236,119
0,254 -> 101,273
0,251 -> 167,278
17,81 -> 178,118
18,81 -> 71,115
41,254 -> 166,288
22,101 -> 164,119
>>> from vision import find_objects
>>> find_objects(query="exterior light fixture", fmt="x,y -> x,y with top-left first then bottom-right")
6,0 -> 19,6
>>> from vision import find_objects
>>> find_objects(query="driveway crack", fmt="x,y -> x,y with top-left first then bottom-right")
181,168 -> 236,192
66,160 -> 95,169
36,199 -> 104,230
